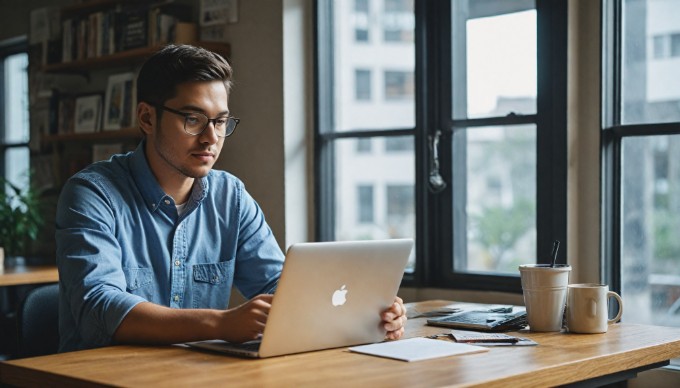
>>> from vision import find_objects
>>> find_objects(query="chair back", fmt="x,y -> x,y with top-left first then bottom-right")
17,283 -> 60,358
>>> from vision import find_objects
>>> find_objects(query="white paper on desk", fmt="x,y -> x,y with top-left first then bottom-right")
348,338 -> 488,362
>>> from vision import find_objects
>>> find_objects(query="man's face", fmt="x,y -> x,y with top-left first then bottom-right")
148,81 -> 229,181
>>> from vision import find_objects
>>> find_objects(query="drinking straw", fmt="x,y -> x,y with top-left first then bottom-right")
550,240 -> 560,268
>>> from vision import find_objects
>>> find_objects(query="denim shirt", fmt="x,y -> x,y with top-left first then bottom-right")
55,142 -> 284,352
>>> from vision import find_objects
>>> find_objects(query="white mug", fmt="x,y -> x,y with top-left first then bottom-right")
566,283 -> 623,334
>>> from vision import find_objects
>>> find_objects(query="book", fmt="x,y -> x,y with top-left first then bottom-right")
120,6 -> 149,51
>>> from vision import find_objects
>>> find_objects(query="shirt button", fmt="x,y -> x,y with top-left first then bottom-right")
174,295 -> 180,302
164,199 -> 171,205
175,260 -> 180,266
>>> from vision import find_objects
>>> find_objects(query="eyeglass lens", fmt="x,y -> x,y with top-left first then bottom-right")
184,112 -> 238,137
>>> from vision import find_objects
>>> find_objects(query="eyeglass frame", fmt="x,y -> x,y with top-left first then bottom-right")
157,105 -> 240,138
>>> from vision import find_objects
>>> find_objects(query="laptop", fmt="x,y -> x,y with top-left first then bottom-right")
186,238 -> 414,358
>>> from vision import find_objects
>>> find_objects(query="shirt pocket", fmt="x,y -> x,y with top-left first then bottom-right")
192,261 -> 233,309
122,267 -> 155,301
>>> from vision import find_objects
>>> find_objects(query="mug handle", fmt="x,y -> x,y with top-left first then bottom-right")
607,291 -> 623,324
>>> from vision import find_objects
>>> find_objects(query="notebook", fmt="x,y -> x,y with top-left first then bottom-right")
186,238 -> 414,358
348,337 -> 488,362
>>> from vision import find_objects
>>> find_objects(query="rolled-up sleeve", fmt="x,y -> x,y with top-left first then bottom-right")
56,174 -> 146,351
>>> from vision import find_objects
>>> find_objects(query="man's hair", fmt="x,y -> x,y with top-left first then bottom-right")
136,44 -> 233,107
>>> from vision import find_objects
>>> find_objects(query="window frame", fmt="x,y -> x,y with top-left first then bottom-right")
314,0 -> 568,293
601,0 -> 680,294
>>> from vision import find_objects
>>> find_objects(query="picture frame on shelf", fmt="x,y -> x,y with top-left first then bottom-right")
200,0 -> 237,26
92,143 -> 123,163
103,72 -> 136,131
74,94 -> 102,133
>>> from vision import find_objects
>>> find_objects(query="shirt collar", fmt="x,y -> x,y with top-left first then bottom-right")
130,140 -> 209,213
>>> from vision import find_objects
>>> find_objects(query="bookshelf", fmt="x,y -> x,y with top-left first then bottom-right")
41,126 -> 141,143
29,0 -> 231,187
42,41 -> 230,74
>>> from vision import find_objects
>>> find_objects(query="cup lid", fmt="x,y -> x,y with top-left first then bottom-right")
519,263 -> 571,270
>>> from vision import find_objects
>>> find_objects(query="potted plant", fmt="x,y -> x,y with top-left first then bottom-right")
0,175 -> 44,258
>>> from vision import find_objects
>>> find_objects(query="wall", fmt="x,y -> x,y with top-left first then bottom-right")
0,0 -> 70,42
212,0 -> 312,251
567,0 -> 602,285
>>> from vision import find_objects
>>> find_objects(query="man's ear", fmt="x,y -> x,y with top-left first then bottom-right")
137,102 -> 156,135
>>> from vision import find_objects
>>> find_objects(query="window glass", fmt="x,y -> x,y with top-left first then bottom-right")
356,138 -> 372,153
622,0 -> 680,124
353,0 -> 370,43
671,33 -> 680,57
1,50 -> 30,190
386,184 -> 414,236
383,0 -> 414,43
384,70 -> 414,100
385,136 -> 413,152
621,135 -> 680,327
355,0 -> 369,13
4,52 -> 29,143
357,185 -> 375,223
652,35 -> 666,59
355,69 -> 372,101
5,148 -> 29,191
333,0 -> 415,132
463,10 -> 536,119
334,137 -> 415,271
456,125 -> 537,274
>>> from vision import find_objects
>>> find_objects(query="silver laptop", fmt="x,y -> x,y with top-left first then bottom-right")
186,238 -> 413,358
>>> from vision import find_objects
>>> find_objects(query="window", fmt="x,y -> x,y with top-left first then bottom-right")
386,184 -> 414,238
355,69 -> 372,101
383,0 -> 414,43
603,0 -> 680,363
316,0 -> 567,291
385,136 -> 413,152
671,33 -> 680,57
357,185 -> 374,223
356,138 -> 372,153
652,35 -> 667,59
384,70 -> 413,100
354,0 -> 371,42
0,38 -> 30,190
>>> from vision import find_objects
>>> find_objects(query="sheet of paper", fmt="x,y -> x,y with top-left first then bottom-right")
348,337 -> 488,362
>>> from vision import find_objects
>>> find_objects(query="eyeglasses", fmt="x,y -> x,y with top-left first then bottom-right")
158,105 -> 240,138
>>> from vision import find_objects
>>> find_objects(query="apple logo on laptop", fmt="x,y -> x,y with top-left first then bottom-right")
332,285 -> 348,306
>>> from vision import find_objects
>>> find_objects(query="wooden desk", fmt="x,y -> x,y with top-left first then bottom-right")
1,300 -> 680,387
0,264 -> 58,287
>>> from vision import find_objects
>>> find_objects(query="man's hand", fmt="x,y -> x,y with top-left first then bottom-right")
219,294 -> 273,343
381,296 -> 407,340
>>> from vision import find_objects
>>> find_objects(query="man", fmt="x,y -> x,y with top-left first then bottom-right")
56,44 -> 407,352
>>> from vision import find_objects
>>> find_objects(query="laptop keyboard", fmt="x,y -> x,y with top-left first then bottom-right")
231,340 -> 262,352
